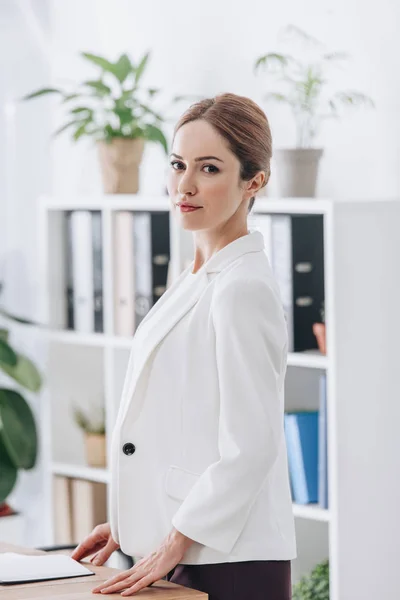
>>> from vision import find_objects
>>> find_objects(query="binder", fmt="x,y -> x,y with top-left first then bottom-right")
70,211 -> 94,332
114,211 -> 135,336
271,214 -> 325,352
284,411 -> 319,504
92,211 -> 103,333
133,212 -> 153,328
318,374 -> 329,508
150,212 -> 170,304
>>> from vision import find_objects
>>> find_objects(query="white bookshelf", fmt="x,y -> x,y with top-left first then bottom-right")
37,194 -> 400,600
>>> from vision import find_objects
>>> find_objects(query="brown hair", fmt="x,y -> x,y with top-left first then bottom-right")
172,92 -> 272,212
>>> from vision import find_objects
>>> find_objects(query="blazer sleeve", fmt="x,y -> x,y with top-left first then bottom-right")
171,276 -> 288,554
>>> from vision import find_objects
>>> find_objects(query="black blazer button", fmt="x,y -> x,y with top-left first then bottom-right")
123,443 -> 136,456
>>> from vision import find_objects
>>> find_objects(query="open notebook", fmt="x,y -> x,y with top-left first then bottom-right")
0,552 -> 94,585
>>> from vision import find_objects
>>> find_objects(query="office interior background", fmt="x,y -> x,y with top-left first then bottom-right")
1,1 -> 399,599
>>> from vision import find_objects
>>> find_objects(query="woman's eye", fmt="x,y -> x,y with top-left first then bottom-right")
170,160 -> 183,170
203,164 -> 219,174
169,161 -> 219,174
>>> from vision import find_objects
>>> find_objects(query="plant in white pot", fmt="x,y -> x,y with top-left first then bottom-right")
254,25 -> 374,197
72,405 -> 106,468
22,51 -> 169,194
0,291 -> 42,523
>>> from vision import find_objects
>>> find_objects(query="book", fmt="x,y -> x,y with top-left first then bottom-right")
270,214 -> 325,352
53,475 -> 73,545
284,411 -> 319,504
70,479 -> 107,544
133,212 -> 153,328
70,211 -> 95,332
0,552 -> 94,584
318,373 -> 329,508
114,211 -> 136,336
92,211 -> 104,333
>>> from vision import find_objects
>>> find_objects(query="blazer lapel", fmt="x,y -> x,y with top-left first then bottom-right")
118,230 -> 265,425
118,266 -> 209,424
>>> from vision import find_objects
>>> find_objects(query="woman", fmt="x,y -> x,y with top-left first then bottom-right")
71,93 -> 297,599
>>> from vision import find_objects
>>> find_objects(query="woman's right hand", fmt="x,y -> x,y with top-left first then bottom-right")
71,522 -> 120,566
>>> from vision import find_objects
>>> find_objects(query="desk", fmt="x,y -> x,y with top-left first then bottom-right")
0,543 -> 207,598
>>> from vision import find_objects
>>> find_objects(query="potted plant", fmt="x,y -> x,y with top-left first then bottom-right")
313,300 -> 326,355
254,25 -> 374,197
22,51 -> 169,194
0,290 -> 42,523
72,405 -> 106,468
292,558 -> 329,600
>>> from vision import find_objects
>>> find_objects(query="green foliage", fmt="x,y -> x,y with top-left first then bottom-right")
254,25 -> 374,147
0,297 -> 42,504
293,559 -> 330,600
22,51 -> 172,153
72,405 -> 105,435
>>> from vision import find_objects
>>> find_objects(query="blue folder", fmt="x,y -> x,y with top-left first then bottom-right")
284,411 -> 319,504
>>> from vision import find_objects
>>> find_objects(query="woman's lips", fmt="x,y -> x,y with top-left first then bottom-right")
179,205 -> 202,212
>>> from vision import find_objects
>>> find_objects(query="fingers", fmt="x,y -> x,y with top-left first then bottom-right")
92,568 -> 133,593
90,537 -> 118,566
71,533 -> 104,562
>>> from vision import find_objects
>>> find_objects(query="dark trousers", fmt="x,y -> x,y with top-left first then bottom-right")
165,560 -> 292,600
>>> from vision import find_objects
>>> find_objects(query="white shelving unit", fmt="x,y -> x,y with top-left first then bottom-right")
37,194 -> 400,600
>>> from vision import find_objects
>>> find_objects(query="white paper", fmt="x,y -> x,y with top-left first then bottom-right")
0,552 -> 93,584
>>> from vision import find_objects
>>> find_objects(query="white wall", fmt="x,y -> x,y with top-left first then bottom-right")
48,0 -> 400,200
2,0 -> 400,548
0,0 -> 52,547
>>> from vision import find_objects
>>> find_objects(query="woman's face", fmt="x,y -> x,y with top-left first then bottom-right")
166,119 -> 262,232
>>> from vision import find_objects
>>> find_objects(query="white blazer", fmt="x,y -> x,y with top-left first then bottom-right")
110,230 -> 297,565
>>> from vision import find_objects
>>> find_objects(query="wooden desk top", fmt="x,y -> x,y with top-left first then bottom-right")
0,543 -> 207,599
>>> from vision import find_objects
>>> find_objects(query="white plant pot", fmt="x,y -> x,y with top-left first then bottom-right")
274,148 -> 324,198
0,512 -> 25,545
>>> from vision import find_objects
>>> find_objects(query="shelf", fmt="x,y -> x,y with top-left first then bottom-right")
47,329 -> 109,346
287,350 -> 328,369
254,198 -> 332,215
292,503 -> 330,522
51,462 -> 110,484
40,193 -> 170,212
47,330 -> 328,368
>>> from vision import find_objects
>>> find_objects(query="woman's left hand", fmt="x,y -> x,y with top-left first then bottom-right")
91,527 -> 193,596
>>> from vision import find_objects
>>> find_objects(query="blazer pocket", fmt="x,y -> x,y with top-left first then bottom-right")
165,465 -> 201,501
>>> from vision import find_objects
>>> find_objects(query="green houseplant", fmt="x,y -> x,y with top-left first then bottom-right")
0,294 -> 42,513
292,558 -> 329,600
254,25 -> 374,197
72,405 -> 106,468
22,51 -> 169,194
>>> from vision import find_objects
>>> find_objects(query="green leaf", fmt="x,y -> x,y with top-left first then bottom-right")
114,53 -> 133,83
52,119 -> 82,138
69,107 -> 93,115
21,88 -> 63,101
73,123 -> 88,141
61,93 -> 81,104
0,389 -> 37,470
0,306 -> 37,325
134,51 -> 150,85
138,103 -> 164,121
263,92 -> 292,104
0,339 -> 17,366
254,53 -> 294,74
81,52 -> 118,75
332,91 -> 375,108
115,107 -> 135,126
82,80 -> 112,96
0,354 -> 42,392
143,124 -> 168,154
0,329 -> 8,342
0,435 -> 17,503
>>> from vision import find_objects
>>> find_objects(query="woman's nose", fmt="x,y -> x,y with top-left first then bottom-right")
177,171 -> 196,196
